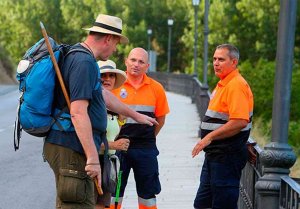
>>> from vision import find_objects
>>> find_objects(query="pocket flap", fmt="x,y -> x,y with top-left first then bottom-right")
59,168 -> 87,179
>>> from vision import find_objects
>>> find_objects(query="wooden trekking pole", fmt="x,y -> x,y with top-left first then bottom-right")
40,21 -> 103,196
40,22 -> 71,109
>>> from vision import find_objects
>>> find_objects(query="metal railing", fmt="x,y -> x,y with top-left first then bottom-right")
238,138 -> 263,209
148,72 -> 300,209
280,176 -> 300,209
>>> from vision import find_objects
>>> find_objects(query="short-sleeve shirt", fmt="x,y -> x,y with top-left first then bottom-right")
45,43 -> 107,154
201,70 -> 253,155
112,74 -> 170,148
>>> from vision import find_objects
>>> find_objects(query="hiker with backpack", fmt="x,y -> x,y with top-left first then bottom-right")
42,14 -> 158,209
95,59 -> 130,209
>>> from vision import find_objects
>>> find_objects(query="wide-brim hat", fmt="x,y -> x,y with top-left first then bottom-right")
97,60 -> 127,89
83,14 -> 129,44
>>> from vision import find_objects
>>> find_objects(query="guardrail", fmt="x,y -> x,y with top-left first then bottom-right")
148,72 -> 300,209
280,176 -> 300,209
238,138 -> 263,209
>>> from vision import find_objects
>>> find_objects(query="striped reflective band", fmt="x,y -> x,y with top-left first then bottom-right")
93,22 -> 122,34
201,122 -> 223,130
125,117 -> 138,124
201,121 -> 252,131
249,111 -> 253,117
138,197 -> 156,207
205,110 -> 229,121
241,122 -> 252,131
124,105 -> 155,124
129,105 -> 155,113
205,110 -> 254,121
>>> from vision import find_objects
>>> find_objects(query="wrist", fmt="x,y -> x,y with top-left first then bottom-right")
86,156 -> 99,165
86,162 -> 100,165
205,134 -> 214,143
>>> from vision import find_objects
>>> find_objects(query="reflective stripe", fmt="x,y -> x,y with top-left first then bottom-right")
205,110 -> 229,121
125,117 -> 137,124
138,197 -> 156,208
201,122 -> 223,130
241,122 -> 252,131
124,105 -> 155,124
205,110 -> 253,121
128,105 -> 155,113
249,111 -> 253,117
201,121 -> 252,131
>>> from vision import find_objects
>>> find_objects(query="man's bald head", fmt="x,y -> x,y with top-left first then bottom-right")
127,47 -> 149,63
125,47 -> 150,79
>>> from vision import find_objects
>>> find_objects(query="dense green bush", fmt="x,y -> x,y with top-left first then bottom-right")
289,120 -> 300,154
240,59 -> 275,120
240,59 -> 299,149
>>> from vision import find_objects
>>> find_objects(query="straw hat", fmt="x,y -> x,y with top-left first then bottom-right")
98,60 -> 127,89
83,14 -> 129,44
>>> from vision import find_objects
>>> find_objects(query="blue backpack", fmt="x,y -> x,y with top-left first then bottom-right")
14,37 -> 89,150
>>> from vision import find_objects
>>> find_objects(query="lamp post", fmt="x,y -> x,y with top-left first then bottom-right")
147,28 -> 152,52
192,0 -> 200,77
203,0 -> 209,88
255,0 -> 297,208
167,18 -> 174,73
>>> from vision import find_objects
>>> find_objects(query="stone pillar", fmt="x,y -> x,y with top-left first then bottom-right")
255,0 -> 298,208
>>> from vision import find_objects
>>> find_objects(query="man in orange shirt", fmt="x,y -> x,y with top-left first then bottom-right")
192,44 -> 253,209
111,47 -> 170,209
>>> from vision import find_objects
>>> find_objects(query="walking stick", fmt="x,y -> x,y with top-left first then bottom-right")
40,22 -> 103,196
115,154 -> 123,209
40,22 -> 71,109
114,135 -> 129,209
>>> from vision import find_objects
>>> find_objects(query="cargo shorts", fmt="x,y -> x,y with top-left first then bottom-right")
44,142 -> 95,209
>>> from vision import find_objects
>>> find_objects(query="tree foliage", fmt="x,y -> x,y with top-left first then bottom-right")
0,0 -> 299,147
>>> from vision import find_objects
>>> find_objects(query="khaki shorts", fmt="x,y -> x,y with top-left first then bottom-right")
44,142 -> 95,209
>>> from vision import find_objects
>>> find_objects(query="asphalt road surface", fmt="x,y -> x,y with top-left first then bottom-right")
0,87 -> 56,209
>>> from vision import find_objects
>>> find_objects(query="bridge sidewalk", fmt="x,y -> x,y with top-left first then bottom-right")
119,92 -> 204,209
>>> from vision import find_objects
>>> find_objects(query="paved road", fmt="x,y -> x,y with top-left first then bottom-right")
0,87 -> 56,209
0,86 -> 203,209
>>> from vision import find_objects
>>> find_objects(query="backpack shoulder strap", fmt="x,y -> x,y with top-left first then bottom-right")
65,48 -> 93,57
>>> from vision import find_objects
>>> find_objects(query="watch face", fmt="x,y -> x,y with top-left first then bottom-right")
120,88 -> 128,99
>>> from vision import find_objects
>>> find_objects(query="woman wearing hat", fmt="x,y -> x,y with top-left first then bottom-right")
96,60 -> 130,209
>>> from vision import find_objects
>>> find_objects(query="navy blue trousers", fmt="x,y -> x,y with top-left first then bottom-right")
113,148 -> 161,199
194,149 -> 247,209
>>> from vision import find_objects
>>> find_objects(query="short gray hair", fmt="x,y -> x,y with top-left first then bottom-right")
216,44 -> 239,61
